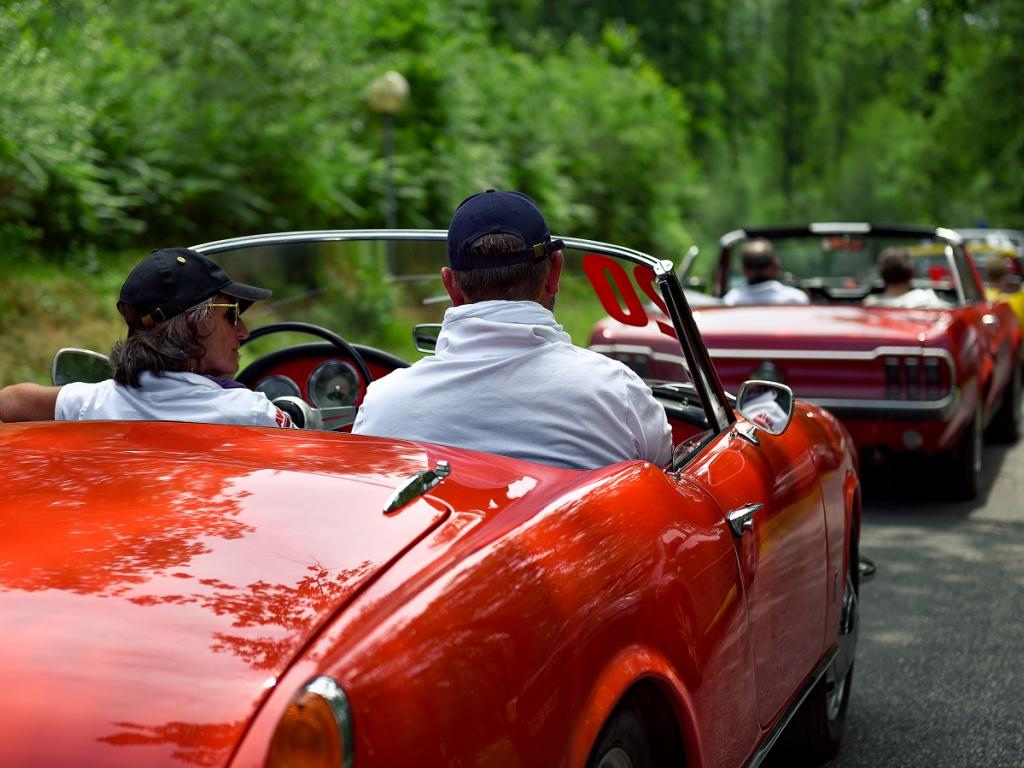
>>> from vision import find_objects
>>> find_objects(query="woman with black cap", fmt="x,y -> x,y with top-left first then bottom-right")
0,248 -> 293,427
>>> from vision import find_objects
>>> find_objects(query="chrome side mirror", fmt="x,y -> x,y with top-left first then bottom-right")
736,380 -> 795,436
52,348 -> 112,386
412,323 -> 441,354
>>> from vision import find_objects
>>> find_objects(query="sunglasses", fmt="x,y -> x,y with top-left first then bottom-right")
209,302 -> 240,326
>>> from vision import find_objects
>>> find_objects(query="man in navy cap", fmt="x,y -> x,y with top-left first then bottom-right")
723,239 -> 809,305
0,248 -> 293,427
353,189 -> 671,469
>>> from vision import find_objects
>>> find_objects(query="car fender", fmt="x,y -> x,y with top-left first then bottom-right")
565,644 -> 702,768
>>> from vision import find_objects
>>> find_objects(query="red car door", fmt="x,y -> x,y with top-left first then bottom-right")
687,413 -> 828,728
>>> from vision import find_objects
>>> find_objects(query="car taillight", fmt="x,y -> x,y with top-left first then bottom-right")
923,358 -> 946,399
883,355 -> 951,400
884,358 -> 902,399
266,676 -> 352,768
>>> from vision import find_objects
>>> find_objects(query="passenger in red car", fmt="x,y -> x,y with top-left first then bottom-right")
722,239 -> 810,305
352,189 -> 672,469
863,247 -> 952,309
0,248 -> 293,427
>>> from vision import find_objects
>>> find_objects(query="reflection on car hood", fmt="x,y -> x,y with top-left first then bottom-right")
690,304 -> 954,350
0,420 -> 568,766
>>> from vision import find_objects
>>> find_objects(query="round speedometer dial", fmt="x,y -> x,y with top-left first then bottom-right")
308,360 -> 360,407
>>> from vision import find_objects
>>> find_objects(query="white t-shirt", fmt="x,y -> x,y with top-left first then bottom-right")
723,280 -> 810,306
353,301 -> 672,470
863,288 -> 952,309
55,371 -> 292,427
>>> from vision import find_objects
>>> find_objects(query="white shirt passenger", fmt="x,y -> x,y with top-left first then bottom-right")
353,301 -> 672,470
723,280 -> 810,305
862,288 -> 952,309
55,371 -> 291,427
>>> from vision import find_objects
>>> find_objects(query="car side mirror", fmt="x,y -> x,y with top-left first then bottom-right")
736,380 -> 795,436
412,323 -> 441,354
51,348 -> 112,386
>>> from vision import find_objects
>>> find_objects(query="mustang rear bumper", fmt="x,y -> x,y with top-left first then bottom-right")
809,390 -> 958,422
812,391 -> 964,455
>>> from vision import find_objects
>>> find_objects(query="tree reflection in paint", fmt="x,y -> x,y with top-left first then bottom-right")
98,719 -> 245,766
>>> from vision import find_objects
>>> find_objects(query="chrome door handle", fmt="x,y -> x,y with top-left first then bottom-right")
727,503 -> 763,537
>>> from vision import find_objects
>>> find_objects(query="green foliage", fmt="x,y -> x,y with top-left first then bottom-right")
3,0 -> 1024,383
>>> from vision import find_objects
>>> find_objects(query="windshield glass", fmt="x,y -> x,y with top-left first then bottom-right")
724,232 -> 963,304
206,235 -> 695,385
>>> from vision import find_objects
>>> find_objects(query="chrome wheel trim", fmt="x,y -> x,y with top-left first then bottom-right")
827,572 -> 858,721
596,747 -> 634,768
825,661 -> 848,722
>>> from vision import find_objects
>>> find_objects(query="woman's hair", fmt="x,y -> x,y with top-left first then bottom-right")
452,233 -> 552,302
111,300 -> 216,387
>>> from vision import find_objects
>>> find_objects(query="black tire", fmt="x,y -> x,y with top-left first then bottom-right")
945,404 -> 983,501
586,706 -> 655,768
985,360 -> 1022,444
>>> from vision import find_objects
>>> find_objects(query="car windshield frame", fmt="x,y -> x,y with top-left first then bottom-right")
193,229 -> 735,435
715,224 -> 974,305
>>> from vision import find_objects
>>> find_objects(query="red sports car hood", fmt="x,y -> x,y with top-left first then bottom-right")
690,304 -> 953,351
0,421 -> 559,765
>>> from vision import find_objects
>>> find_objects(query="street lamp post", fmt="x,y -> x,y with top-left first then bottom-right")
365,71 -> 410,235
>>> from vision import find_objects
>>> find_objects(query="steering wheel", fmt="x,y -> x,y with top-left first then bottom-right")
236,321 -> 374,391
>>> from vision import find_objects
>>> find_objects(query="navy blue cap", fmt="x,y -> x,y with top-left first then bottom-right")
447,189 -> 564,270
118,247 -> 271,328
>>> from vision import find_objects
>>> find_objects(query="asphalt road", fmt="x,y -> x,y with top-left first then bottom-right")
823,438 -> 1024,767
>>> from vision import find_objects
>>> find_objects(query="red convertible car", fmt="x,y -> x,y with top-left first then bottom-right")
0,231 -> 862,767
592,224 -> 1022,500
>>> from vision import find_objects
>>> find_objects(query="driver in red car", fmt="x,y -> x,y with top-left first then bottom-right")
0,248 -> 293,428
353,189 -> 672,470
723,239 -> 810,305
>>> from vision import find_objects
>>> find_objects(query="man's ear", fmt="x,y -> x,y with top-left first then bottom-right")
441,267 -> 469,306
542,251 -> 564,299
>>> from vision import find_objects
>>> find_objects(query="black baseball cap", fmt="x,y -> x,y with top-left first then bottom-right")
447,189 -> 564,270
118,247 -> 271,329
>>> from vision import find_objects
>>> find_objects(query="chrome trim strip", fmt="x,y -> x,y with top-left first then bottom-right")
745,647 -> 840,768
706,346 -> 954,362
191,229 -> 669,270
304,675 -> 354,768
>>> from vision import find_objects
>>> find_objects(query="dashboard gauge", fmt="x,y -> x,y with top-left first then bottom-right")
254,375 -> 301,402
308,360 -> 360,407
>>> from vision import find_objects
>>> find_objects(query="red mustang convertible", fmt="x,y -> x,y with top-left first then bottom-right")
0,231 -> 862,767
593,224 -> 1022,499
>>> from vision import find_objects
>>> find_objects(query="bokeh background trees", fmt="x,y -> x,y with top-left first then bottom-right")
1,0 -> 1022,381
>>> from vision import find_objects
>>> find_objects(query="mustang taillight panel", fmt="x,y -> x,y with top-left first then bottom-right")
883,355 -> 952,401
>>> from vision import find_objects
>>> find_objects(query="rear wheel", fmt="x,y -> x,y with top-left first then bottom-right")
985,360 -> 1021,444
945,404 -> 983,500
586,707 -> 654,768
